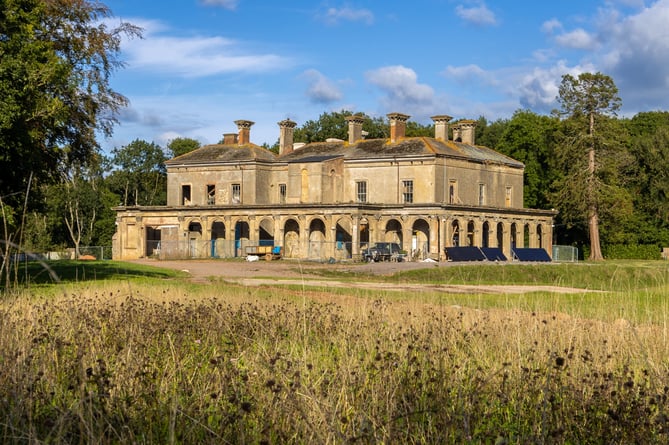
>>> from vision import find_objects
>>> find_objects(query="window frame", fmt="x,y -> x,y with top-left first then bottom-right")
402,179 -> 414,204
279,183 -> 287,204
231,183 -> 241,204
356,180 -> 367,203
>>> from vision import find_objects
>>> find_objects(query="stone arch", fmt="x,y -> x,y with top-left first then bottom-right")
384,219 -> 403,246
186,220 -> 203,257
210,220 -> 227,258
451,220 -> 461,246
524,223 -> 531,248
496,222 -> 504,252
234,220 -> 250,257
187,220 -> 202,235
359,217 -> 370,249
482,221 -> 491,248
467,220 -> 476,246
308,218 -> 327,259
283,218 -> 300,258
258,217 -> 275,246
537,223 -> 544,249
412,218 -> 430,259
335,216 -> 353,258
511,222 -> 518,248
211,220 -> 226,239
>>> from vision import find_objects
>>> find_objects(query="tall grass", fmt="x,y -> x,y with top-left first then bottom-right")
1,272 -> 669,444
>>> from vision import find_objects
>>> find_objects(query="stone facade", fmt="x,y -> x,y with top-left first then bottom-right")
113,114 -> 555,261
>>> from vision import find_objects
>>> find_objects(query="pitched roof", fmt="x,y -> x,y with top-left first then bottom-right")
165,143 -> 277,165
280,137 -> 523,168
165,137 -> 523,168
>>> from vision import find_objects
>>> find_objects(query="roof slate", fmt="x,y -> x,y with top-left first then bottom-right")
165,137 -> 523,168
165,143 -> 277,165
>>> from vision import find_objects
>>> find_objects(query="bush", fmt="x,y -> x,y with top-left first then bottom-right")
603,244 -> 662,260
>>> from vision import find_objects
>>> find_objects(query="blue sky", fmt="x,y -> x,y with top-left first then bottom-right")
101,0 -> 669,152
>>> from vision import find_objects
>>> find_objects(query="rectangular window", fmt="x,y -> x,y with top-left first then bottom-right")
232,183 -> 241,204
402,180 -> 414,203
207,184 -> 215,205
181,185 -> 191,205
505,186 -> 512,207
279,183 -> 286,204
478,183 -> 486,206
449,179 -> 458,204
356,181 -> 367,203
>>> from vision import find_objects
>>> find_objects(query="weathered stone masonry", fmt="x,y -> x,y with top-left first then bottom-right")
113,113 -> 555,261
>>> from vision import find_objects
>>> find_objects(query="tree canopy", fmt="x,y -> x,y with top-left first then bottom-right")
554,72 -> 624,260
0,0 -> 140,206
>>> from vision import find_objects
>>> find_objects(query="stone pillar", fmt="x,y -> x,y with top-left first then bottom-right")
502,222 -> 512,260
345,115 -> 365,144
459,120 -> 477,145
278,119 -> 297,155
473,220 -> 483,247
352,215 -> 360,258
387,112 -> 410,143
528,224 -> 537,248
431,115 -> 452,141
428,217 -> 439,257
514,223 -> 524,249
234,120 -> 254,145
403,226 -> 413,258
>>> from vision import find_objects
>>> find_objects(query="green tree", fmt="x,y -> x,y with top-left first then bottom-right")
626,113 -> 669,244
106,139 -> 167,206
45,162 -> 102,258
167,137 -> 201,158
0,0 -> 140,205
475,116 -> 508,149
294,111 -> 388,142
555,72 -> 625,260
495,110 -> 558,209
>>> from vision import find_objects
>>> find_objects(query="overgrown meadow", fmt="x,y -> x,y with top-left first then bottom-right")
2,260 -> 669,444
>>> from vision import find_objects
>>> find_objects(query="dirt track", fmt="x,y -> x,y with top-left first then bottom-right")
129,258 -> 590,295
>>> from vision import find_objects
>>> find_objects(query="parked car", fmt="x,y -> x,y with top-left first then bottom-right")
362,242 -> 403,262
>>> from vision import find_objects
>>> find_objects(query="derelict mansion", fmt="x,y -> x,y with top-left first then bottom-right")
112,113 -> 556,261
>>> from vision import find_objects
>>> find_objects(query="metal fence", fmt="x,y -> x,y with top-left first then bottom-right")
146,240 -> 431,262
552,245 -> 579,262
5,246 -> 113,262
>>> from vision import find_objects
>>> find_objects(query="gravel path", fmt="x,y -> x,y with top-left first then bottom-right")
128,258 -> 590,294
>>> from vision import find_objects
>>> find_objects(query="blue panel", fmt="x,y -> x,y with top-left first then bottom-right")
512,248 -> 552,262
445,246 -> 487,261
481,247 -> 507,261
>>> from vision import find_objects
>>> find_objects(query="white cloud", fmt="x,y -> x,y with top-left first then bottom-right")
602,0 -> 669,106
321,6 -> 374,25
443,64 -> 495,85
199,0 -> 238,10
454,2 -> 497,26
516,61 -> 595,111
541,18 -> 562,34
554,28 -> 598,50
301,69 -> 343,104
119,20 -> 290,77
365,66 -> 436,115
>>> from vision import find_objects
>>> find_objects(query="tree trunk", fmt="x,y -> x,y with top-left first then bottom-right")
588,112 -> 604,260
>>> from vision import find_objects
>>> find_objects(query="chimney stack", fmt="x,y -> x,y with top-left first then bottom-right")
459,120 -> 477,145
345,115 -> 365,144
278,119 -> 297,155
431,115 -> 452,141
234,120 -> 254,145
222,133 -> 238,144
387,112 -> 410,143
